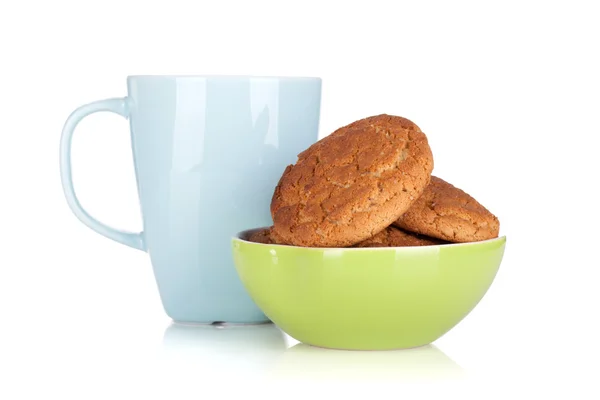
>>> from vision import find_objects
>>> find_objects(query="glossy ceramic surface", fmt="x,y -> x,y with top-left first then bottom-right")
59,75 -> 322,323
232,228 -> 506,350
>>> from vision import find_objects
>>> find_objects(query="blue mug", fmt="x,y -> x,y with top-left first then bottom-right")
59,75 -> 322,323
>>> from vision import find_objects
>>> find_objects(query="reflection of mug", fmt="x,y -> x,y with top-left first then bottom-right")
274,343 -> 465,381
59,75 -> 322,323
162,323 -> 288,373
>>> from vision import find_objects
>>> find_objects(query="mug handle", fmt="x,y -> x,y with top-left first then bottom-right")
59,97 -> 146,252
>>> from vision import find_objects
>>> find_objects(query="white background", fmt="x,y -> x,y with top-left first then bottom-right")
1,0 -> 599,398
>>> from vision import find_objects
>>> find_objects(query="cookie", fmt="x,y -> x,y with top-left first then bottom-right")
354,226 -> 448,248
270,114 -> 434,247
247,228 -> 274,244
394,176 -> 500,242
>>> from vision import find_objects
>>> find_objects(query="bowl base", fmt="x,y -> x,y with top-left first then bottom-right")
302,341 -> 433,351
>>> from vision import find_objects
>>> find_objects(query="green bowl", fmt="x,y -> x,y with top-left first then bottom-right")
232,228 -> 506,351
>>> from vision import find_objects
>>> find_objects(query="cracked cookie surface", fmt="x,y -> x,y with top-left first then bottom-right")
394,176 -> 500,242
354,226 -> 447,247
270,114 -> 434,247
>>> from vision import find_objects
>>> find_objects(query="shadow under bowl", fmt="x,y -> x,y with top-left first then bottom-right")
232,227 -> 506,351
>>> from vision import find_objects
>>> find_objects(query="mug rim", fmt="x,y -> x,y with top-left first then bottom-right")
127,74 -> 321,81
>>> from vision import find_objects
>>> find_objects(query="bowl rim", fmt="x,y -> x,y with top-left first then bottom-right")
232,226 -> 506,251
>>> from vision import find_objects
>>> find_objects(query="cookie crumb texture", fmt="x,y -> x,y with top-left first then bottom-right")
247,228 -> 274,244
354,226 -> 448,248
394,176 -> 500,242
271,114 -> 434,247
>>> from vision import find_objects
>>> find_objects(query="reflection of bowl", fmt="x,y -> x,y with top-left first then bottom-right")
162,322 -> 288,369
274,343 -> 465,381
232,228 -> 506,350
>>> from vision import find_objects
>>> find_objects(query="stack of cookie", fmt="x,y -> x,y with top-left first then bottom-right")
249,114 -> 499,248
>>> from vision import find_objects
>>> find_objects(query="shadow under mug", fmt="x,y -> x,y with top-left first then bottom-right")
59,75 -> 322,323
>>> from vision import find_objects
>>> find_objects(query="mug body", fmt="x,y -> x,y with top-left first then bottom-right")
127,75 -> 322,323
